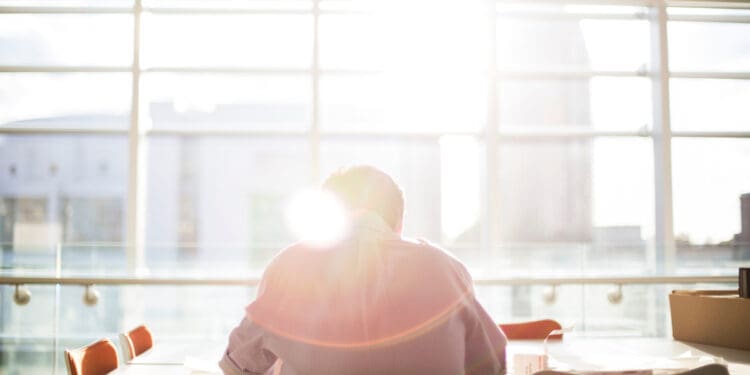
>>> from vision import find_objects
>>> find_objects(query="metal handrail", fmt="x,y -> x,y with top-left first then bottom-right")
0,274 -> 736,286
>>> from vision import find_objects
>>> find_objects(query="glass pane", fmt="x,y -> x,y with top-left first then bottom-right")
0,135 -> 128,270
55,283 -> 250,369
497,18 -> 649,71
145,136 -> 311,276
495,138 -> 655,276
61,244 -> 127,276
320,3 -> 488,71
141,14 -> 312,68
669,21 -> 750,72
670,79 -> 750,132
0,73 -> 131,130
582,284 -> 662,335
0,284 -> 56,374
0,14 -> 132,66
140,73 -> 310,131
498,77 -> 651,130
318,14 -> 384,70
320,73 -> 486,133
476,284 -> 584,330
672,139 -> 750,270
320,137 -> 484,264
0,141 -> 126,270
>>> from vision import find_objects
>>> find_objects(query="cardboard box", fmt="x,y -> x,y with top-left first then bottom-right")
669,290 -> 750,350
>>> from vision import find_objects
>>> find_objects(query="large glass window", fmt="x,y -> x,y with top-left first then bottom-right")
1,2 -> 750,373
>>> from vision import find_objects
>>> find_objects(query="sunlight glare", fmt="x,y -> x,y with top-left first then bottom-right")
285,189 -> 349,248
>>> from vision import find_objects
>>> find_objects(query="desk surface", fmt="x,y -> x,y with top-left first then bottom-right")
109,337 -> 750,375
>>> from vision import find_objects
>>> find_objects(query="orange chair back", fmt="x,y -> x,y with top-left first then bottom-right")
122,325 -> 153,360
64,339 -> 119,375
499,319 -> 563,340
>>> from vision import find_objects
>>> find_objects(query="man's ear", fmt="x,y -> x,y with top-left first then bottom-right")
394,218 -> 403,235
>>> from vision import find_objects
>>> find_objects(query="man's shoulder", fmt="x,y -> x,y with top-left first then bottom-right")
395,237 -> 464,261
388,237 -> 472,279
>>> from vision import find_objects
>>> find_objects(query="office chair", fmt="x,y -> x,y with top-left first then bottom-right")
64,338 -> 119,375
499,319 -> 563,340
118,324 -> 154,362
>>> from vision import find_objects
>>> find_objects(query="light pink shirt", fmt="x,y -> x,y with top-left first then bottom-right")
220,215 -> 506,375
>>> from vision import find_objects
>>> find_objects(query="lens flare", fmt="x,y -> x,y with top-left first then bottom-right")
285,189 -> 349,248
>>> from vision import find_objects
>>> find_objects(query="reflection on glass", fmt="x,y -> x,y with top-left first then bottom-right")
320,3 -> 488,71
669,21 -> 750,72
318,14 -> 384,70
495,138 -> 654,274
440,136 -> 481,243
141,14 -> 312,68
497,18 -> 649,71
145,136 -> 311,276
0,73 -> 131,129
670,79 -> 750,132
320,73 -> 486,133
140,74 -> 311,131
0,14 -> 132,66
672,139 -> 750,247
499,77 -> 650,130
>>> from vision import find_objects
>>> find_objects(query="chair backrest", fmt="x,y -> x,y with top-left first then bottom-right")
499,319 -> 563,340
64,339 -> 119,375
119,324 -> 153,362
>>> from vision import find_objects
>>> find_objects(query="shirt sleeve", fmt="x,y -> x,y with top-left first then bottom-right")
219,316 -> 278,375
462,297 -> 507,375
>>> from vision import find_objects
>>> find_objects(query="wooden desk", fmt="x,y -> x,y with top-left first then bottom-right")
109,339 -> 224,374
510,338 -> 750,375
109,337 -> 750,374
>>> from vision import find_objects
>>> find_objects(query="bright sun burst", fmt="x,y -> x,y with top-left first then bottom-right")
285,188 -> 350,248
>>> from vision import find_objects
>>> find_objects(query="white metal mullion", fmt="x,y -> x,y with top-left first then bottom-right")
672,131 -> 750,138
311,0 -> 321,184
141,67 -> 310,74
485,0 -> 500,260
650,0 -> 676,274
497,0 -> 654,6
8,66 -> 750,80
497,129 -> 651,138
496,11 -> 646,20
0,66 -> 131,73
126,0 -> 145,272
0,127 -> 128,135
497,70 -> 645,78
0,274 -> 737,286
670,71 -> 750,79
669,14 -> 750,23
0,6 -> 132,14
143,7 -> 310,15
668,0 -> 750,10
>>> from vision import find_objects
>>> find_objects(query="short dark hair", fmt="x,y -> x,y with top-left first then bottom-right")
322,165 -> 404,230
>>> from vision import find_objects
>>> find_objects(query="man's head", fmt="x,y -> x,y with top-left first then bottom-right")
322,165 -> 404,233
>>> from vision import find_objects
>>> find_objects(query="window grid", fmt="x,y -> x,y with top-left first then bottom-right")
0,0 -> 749,271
